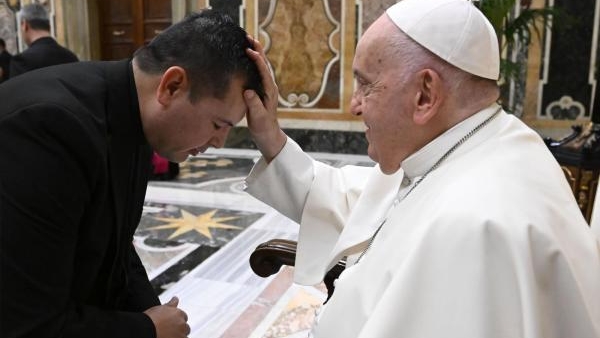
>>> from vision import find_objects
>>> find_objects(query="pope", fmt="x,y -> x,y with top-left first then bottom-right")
242,0 -> 600,337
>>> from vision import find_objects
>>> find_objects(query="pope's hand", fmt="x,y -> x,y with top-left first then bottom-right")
144,296 -> 190,338
244,35 -> 287,163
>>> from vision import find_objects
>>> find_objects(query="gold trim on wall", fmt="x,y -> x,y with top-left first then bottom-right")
196,0 -> 209,10
244,0 -> 359,121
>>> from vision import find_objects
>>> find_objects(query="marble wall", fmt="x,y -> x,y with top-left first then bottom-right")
0,1 -> 17,54
241,0 -> 358,124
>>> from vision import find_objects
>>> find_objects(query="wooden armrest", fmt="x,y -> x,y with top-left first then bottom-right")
249,238 -> 346,302
544,124 -> 582,148
249,239 -> 298,277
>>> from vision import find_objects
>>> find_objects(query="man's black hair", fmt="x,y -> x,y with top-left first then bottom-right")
134,9 -> 265,103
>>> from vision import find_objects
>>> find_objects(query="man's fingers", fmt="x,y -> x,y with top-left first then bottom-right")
247,34 -> 266,57
246,48 -> 273,89
166,296 -> 179,307
245,36 -> 278,102
244,90 -> 265,115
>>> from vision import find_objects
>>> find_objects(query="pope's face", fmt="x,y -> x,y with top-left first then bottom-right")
154,76 -> 247,163
350,16 -> 419,174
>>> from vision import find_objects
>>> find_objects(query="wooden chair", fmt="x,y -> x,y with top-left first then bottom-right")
545,122 -> 600,222
249,239 -> 346,302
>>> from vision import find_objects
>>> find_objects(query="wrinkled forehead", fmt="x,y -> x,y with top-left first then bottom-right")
354,16 -> 398,73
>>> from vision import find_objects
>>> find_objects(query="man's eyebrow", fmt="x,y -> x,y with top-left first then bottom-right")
217,117 -> 235,127
353,69 -> 368,81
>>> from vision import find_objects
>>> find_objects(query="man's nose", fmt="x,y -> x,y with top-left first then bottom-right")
350,93 -> 362,116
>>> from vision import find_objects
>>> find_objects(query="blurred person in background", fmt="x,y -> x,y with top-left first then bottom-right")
9,3 -> 78,78
0,38 -> 11,82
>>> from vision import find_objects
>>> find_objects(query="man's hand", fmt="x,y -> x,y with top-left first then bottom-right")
144,296 -> 190,338
244,35 -> 287,163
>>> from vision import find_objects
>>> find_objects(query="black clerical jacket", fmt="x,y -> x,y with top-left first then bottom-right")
0,60 -> 159,338
9,36 -> 78,78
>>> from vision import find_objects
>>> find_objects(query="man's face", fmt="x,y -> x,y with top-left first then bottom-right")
155,76 -> 247,163
20,21 -> 27,43
350,16 -> 418,174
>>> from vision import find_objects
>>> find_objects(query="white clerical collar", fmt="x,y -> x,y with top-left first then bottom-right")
401,103 -> 503,179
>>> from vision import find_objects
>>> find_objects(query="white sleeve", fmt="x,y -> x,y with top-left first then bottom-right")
245,137 -> 372,225
245,137 -> 315,223
245,137 -> 383,285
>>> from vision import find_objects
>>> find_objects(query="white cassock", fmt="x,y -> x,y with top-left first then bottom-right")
245,104 -> 600,338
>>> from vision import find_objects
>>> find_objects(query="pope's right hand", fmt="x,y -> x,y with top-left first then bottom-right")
244,35 -> 287,163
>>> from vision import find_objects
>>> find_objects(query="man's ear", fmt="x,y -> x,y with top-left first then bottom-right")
412,69 -> 442,125
157,66 -> 188,106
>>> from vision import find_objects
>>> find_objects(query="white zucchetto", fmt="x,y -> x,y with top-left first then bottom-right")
386,0 -> 500,80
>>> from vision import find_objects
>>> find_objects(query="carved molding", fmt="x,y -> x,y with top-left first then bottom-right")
546,95 -> 587,120
244,0 -> 359,120
260,0 -> 339,108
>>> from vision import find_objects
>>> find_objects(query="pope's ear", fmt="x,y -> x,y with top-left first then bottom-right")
412,69 -> 442,125
156,66 -> 188,105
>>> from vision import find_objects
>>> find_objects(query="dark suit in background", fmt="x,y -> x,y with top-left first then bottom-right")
0,60 -> 158,338
9,36 -> 78,78
0,49 -> 11,82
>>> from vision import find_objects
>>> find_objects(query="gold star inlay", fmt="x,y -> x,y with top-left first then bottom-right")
179,171 -> 207,179
188,159 -> 234,168
149,209 -> 241,240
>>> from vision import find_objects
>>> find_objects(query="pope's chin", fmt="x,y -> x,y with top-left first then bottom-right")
367,145 -> 378,163
370,149 -> 400,175
378,164 -> 400,175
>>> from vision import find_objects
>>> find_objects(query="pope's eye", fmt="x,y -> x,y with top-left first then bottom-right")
213,122 -> 222,130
